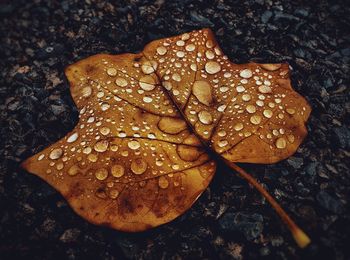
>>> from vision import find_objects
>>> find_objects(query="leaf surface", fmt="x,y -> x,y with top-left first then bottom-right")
21,29 -> 311,233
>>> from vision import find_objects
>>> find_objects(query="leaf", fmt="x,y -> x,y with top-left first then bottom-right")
21,29 -> 311,246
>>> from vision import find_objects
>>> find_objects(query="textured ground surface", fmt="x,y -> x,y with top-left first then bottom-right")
0,0 -> 349,259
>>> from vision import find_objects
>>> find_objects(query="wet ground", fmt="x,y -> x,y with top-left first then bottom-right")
0,0 -> 349,259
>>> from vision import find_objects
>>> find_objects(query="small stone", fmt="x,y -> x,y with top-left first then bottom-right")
219,212 -> 263,240
59,228 -> 81,243
316,191 -> 343,214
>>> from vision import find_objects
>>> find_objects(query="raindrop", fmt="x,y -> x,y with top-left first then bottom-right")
239,69 -> 252,79
95,168 -> 109,180
107,68 -> 117,76
192,80 -> 213,106
128,140 -> 141,150
94,140 -> 109,152
67,132 -> 79,143
68,165 -> 80,176
158,176 -> 169,189
250,115 -> 262,125
198,110 -> 213,125
49,148 -> 63,160
115,77 -> 128,87
205,61 -> 221,74
234,123 -> 244,131
276,137 -> 287,149
131,158 -> 147,175
111,164 -> 125,178
156,46 -> 167,55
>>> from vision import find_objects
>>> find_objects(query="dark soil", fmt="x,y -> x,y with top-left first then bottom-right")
1,0 -> 349,259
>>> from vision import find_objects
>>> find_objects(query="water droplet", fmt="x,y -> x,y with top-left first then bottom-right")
236,85 -> 245,92
172,73 -> 181,82
250,115 -> 262,125
192,80 -> 213,106
67,132 -> 78,143
82,86 -> 92,97
111,164 -> 125,178
205,61 -> 221,74
176,40 -> 185,46
246,105 -> 256,114
162,81 -> 172,90
242,94 -> 251,101
176,51 -> 185,58
88,154 -> 98,162
219,86 -> 229,93
258,85 -> 272,94
218,130 -> 227,137
83,147 -> 92,154
68,165 -> 80,176
139,75 -> 156,91
218,140 -> 228,147
94,140 -> 109,152
100,127 -> 110,136
128,140 -> 141,150
276,137 -> 287,149
263,109 -> 273,118
261,64 -> 281,71
143,96 -> 153,103
107,68 -> 117,76
158,176 -> 169,189
115,77 -> 128,87
131,158 -> 147,175
56,162 -> 64,170
287,135 -> 295,143
118,131 -> 127,138
239,69 -> 252,78
181,33 -> 190,40
109,189 -> 119,199
95,168 -> 108,180
141,61 -> 157,74
198,110 -> 213,125
156,46 -> 167,55
205,50 -> 215,59
185,44 -> 195,52
49,148 -> 63,160
234,123 -> 244,131
286,108 -> 295,115
38,154 -> 45,161
101,102 -> 110,111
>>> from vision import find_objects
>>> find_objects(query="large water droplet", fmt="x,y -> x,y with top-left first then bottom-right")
276,137 -> 287,149
131,158 -> 147,175
49,148 -> 63,160
95,168 -> 108,180
128,140 -> 141,150
111,164 -> 125,178
205,61 -> 221,74
67,132 -> 79,143
68,165 -> 80,176
198,110 -> 213,125
192,80 -> 213,106
94,140 -> 109,153
239,69 -> 252,78
107,68 -> 117,76
139,75 -> 156,91
158,176 -> 169,189
115,77 -> 128,87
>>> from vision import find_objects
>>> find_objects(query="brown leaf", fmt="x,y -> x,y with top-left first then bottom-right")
21,29 -> 311,243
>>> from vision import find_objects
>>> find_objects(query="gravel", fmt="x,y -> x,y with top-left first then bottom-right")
0,0 -> 349,259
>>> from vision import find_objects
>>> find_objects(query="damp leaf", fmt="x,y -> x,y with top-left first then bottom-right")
21,29 -> 311,246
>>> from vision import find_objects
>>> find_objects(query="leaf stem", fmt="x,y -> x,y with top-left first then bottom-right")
225,160 -> 311,248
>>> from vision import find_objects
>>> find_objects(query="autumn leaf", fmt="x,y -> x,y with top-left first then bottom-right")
21,29 -> 311,247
